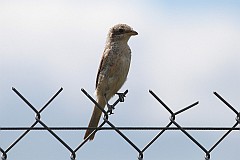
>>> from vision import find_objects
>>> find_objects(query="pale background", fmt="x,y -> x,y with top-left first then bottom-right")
0,0 -> 240,160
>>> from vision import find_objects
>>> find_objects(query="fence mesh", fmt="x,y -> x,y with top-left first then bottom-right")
0,87 -> 239,160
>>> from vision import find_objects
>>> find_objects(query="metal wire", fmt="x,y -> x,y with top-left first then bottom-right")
0,88 -> 239,160
1,126 -> 239,131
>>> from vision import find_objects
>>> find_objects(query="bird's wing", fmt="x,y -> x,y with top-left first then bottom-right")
95,48 -> 111,89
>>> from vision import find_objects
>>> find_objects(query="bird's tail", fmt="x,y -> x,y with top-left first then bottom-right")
84,98 -> 106,140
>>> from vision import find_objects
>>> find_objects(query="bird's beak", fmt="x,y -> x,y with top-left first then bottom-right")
130,30 -> 138,36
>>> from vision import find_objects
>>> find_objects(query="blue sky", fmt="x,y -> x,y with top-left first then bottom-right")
1,1 -> 240,160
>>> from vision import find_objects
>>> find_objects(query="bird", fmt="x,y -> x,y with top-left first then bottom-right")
84,24 -> 138,140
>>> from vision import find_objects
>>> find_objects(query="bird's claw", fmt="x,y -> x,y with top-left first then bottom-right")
116,92 -> 126,102
107,103 -> 115,115
104,94 -> 115,115
104,92 -> 125,115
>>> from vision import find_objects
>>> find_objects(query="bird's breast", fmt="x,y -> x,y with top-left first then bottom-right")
96,44 -> 132,100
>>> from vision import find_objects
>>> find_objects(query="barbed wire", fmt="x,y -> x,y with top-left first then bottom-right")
0,87 -> 239,160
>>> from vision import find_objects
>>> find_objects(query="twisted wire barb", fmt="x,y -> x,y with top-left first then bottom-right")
1,87 -> 77,160
78,89 -> 143,159
149,90 -> 240,160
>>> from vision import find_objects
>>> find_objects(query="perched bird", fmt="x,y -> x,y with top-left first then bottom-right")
84,24 -> 138,140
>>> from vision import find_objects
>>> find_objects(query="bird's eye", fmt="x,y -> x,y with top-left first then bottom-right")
118,28 -> 124,33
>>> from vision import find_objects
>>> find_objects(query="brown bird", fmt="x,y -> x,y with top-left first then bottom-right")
84,24 -> 138,140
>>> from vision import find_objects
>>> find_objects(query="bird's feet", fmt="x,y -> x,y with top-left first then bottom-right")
104,94 -> 115,115
106,103 -> 115,115
105,92 -> 126,115
116,92 -> 126,102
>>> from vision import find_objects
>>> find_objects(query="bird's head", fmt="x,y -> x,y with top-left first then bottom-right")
108,24 -> 138,42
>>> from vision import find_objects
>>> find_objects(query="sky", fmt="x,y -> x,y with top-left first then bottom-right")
0,0 -> 240,160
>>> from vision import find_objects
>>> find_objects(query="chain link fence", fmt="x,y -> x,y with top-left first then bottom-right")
1,87 -> 239,160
